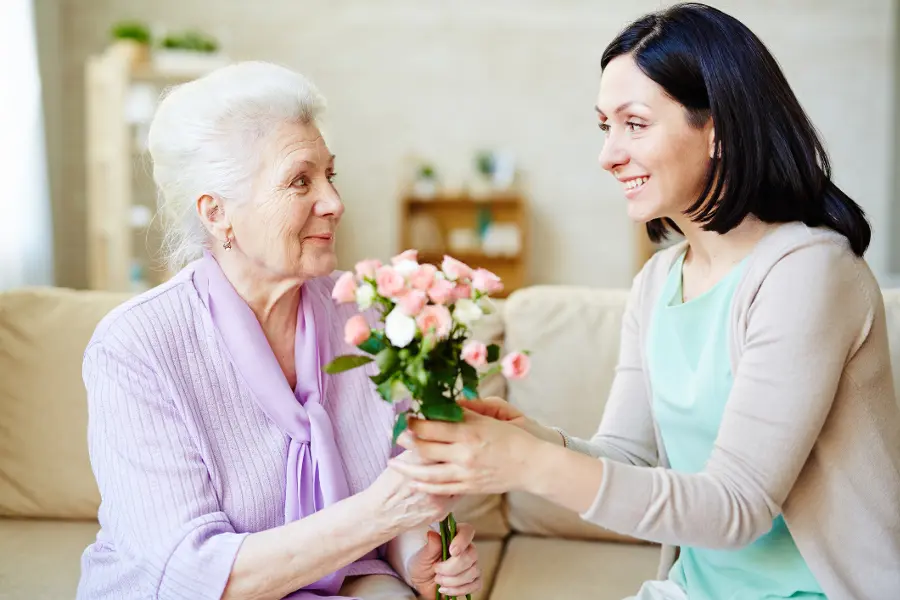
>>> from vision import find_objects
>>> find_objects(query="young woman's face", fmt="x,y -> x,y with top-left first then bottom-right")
596,54 -> 715,224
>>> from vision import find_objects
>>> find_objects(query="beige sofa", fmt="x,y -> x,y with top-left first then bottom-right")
3,285 -> 900,600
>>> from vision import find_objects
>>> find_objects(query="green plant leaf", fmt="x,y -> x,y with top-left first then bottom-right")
462,385 -> 478,400
486,344 -> 501,363
375,378 -> 395,403
358,332 -> 386,355
392,413 -> 408,444
375,347 -> 399,374
421,402 -> 463,422
323,354 -> 373,374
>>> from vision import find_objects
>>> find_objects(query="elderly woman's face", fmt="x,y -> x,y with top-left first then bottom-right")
230,121 -> 343,279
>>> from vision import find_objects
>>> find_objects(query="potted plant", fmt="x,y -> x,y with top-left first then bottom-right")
412,163 -> 439,199
109,20 -> 152,66
153,28 -> 228,74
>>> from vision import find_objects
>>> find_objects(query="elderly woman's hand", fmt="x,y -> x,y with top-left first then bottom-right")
367,451 -> 458,532
390,409 -> 544,496
407,523 -> 482,598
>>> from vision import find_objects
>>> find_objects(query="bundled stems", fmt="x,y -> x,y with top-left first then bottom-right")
435,513 -> 471,600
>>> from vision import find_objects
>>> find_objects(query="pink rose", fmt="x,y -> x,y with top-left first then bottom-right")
344,314 -> 371,346
331,271 -> 358,304
375,265 -> 406,298
472,268 -> 504,295
398,289 -> 427,316
501,352 -> 530,379
409,263 -> 438,291
354,259 -> 383,279
391,249 -> 419,264
461,340 -> 488,367
453,283 -> 473,301
416,305 -> 452,340
427,278 -> 456,305
441,256 -> 473,281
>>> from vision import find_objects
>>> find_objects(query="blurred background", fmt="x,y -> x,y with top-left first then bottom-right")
2,0 -> 897,296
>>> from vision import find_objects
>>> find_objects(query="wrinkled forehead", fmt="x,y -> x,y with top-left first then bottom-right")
259,121 -> 334,177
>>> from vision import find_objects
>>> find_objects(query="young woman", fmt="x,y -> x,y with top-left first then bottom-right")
389,4 -> 900,599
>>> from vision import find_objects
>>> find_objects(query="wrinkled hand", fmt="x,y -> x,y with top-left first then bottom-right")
408,523 -> 482,598
368,451 -> 457,532
391,409 -> 542,496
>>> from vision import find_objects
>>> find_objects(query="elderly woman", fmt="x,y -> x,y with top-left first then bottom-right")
77,62 -> 481,600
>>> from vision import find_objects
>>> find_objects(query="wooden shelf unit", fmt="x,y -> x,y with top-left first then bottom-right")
399,192 -> 529,298
84,45 -> 227,292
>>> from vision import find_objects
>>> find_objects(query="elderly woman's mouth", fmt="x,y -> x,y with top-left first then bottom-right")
306,233 -> 334,242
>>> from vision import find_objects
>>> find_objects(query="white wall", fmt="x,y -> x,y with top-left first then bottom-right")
50,0 -> 896,288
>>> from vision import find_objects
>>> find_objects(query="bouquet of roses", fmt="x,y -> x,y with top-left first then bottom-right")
323,249 -> 529,600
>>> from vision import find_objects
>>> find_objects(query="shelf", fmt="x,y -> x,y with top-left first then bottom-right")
418,251 -> 521,265
404,193 -> 522,209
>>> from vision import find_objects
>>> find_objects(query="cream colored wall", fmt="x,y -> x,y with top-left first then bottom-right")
46,0 -> 896,289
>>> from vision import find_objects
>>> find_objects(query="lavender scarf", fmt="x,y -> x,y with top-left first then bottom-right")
195,253 -> 359,598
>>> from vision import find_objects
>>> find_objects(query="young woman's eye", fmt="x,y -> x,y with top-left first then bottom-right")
625,121 -> 646,132
327,171 -> 337,184
598,122 -> 611,135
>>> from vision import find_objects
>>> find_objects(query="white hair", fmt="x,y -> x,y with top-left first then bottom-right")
147,61 -> 327,271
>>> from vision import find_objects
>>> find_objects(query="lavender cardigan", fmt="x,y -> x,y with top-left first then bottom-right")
77,263 -> 398,599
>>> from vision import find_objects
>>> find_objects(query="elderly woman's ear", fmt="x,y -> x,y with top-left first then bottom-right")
197,193 -> 233,249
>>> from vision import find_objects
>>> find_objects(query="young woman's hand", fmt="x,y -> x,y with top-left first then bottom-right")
459,397 -> 565,446
391,409 -> 544,495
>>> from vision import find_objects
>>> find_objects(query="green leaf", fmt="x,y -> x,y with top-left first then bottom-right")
421,402 -> 464,422
358,332 -> 386,354
460,362 -> 478,387
375,378 -> 394,403
486,344 -> 501,363
323,354 -> 374,374
375,347 -> 399,374
462,385 -> 478,400
392,413 -> 408,444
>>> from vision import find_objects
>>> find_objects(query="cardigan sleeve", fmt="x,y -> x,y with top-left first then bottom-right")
83,341 -> 248,599
580,241 -> 873,549
566,265 -> 660,468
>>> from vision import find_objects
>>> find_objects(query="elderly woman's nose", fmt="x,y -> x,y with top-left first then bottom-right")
315,184 -> 344,217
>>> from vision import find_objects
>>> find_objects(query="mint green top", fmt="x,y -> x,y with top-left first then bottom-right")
647,251 -> 824,600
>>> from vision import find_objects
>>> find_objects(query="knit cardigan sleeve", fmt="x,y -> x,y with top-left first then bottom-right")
83,340 -> 248,599
579,241 -> 873,549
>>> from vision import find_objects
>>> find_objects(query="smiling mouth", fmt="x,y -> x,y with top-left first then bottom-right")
623,176 -> 650,192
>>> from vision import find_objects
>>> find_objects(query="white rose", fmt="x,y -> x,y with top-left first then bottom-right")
453,298 -> 483,327
393,259 -> 419,279
384,307 -> 417,348
390,379 -> 411,402
355,282 -> 376,310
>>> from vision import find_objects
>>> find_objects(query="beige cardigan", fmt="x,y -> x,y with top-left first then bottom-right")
568,223 -> 900,599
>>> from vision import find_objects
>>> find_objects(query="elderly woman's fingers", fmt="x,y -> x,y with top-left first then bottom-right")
435,546 -> 478,578
437,560 -> 482,597
448,523 -> 476,556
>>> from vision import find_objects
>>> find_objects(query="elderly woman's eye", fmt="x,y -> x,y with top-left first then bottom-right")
293,175 -> 310,188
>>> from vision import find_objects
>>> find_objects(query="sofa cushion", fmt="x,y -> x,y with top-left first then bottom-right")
0,518 -> 99,599
501,286 -> 643,542
0,287 -> 129,519
488,535 -> 660,600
